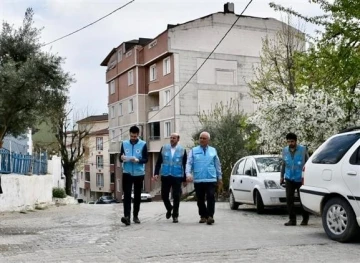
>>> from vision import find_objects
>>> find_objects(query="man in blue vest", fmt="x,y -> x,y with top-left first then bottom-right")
119,126 -> 148,226
185,131 -> 222,225
280,132 -> 309,226
153,133 -> 187,223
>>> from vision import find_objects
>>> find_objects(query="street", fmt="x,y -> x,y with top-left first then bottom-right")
0,201 -> 359,263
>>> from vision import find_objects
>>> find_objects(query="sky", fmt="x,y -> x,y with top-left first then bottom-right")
0,0 -> 324,116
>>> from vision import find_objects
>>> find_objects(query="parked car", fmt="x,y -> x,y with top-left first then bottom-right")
229,155 -> 299,214
121,190 -> 152,202
95,196 -> 118,204
300,127 -> 360,242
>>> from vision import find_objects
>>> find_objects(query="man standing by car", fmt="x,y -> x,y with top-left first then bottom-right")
120,126 -> 148,226
153,133 -> 187,223
186,131 -> 222,225
280,132 -> 310,226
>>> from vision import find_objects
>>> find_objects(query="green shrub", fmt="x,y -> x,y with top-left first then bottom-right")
53,187 -> 66,198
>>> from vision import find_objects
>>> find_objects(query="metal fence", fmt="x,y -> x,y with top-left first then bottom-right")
0,148 -> 47,175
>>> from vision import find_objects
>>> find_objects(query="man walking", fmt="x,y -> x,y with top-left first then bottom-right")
280,132 -> 310,226
153,133 -> 187,223
120,126 -> 148,226
186,132 -> 222,225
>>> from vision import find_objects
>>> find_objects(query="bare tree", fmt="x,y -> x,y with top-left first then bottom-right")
249,16 -> 306,99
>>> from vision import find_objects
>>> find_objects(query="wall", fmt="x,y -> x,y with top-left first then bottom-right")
47,155 -> 65,189
0,174 -> 53,212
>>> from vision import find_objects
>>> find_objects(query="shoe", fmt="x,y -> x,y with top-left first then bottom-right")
284,220 -> 296,226
199,217 -> 207,223
166,209 -> 172,219
121,216 -> 131,226
133,216 -> 141,224
173,217 -> 178,223
207,217 -> 215,225
300,220 -> 308,226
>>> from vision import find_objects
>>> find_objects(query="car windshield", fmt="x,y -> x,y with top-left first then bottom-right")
255,157 -> 281,173
102,196 -> 112,200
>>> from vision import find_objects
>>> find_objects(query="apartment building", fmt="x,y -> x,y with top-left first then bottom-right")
101,3 -> 294,199
74,114 -> 114,203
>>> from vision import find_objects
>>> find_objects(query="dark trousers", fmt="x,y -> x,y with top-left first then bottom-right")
286,180 -> 309,222
161,176 -> 183,218
194,182 -> 216,218
122,173 -> 144,218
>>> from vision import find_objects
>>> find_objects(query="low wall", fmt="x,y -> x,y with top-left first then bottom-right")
0,174 -> 53,212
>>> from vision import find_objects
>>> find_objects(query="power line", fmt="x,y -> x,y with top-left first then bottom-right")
42,0 -> 135,47
84,0 -> 254,152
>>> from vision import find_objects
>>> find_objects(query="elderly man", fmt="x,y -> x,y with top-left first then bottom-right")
153,133 -> 187,223
186,132 -> 222,225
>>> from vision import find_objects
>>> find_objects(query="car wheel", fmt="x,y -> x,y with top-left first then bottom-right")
254,190 -> 265,214
229,191 -> 239,210
322,197 -> 360,242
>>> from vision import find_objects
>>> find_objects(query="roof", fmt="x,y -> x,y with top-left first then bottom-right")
77,114 -> 108,123
89,128 -> 109,136
100,38 -> 153,66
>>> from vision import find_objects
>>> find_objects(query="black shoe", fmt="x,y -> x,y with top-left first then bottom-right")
166,209 -> 172,219
300,220 -> 308,226
173,217 -> 178,223
207,217 -> 215,225
133,216 -> 141,224
121,216 -> 130,226
284,220 -> 296,226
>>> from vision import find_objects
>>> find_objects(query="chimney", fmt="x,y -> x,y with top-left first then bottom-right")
224,2 -> 235,13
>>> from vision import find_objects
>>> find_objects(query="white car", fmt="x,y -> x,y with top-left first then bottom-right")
121,191 -> 152,202
300,128 -> 360,242
229,155 -> 298,213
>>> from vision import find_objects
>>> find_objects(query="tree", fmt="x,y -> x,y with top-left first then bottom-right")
248,86 -> 358,153
52,101 -> 91,196
270,0 -> 360,124
0,8 -> 73,147
249,17 -> 306,100
192,99 -> 259,191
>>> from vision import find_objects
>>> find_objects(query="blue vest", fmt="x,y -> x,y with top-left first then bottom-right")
160,144 -> 184,178
192,146 -> 217,183
122,139 -> 146,176
282,145 -> 306,182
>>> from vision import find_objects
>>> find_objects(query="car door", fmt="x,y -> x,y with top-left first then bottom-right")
241,158 -> 256,202
342,143 -> 360,209
230,158 -> 245,201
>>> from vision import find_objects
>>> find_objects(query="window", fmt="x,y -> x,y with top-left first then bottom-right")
110,154 -> 115,165
107,60 -> 116,70
148,40 -> 157,49
111,130 -> 116,142
109,80 -> 115,94
163,57 -> 171,75
232,159 -> 245,175
119,103 -> 123,116
96,173 -> 104,187
243,159 -> 252,176
117,50 -> 122,62
81,171 -> 83,180
350,147 -> 360,165
150,64 -> 157,81
128,99 -> 134,113
312,133 -> 360,164
149,122 -> 160,140
117,179 -> 121,192
164,90 -> 171,106
85,172 -> 90,182
96,155 -> 104,169
128,70 -> 133,86
96,137 -> 103,151
164,121 -> 171,138
110,106 -> 115,118
119,129 -> 122,141
110,172 -> 115,183
126,50 -> 132,57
